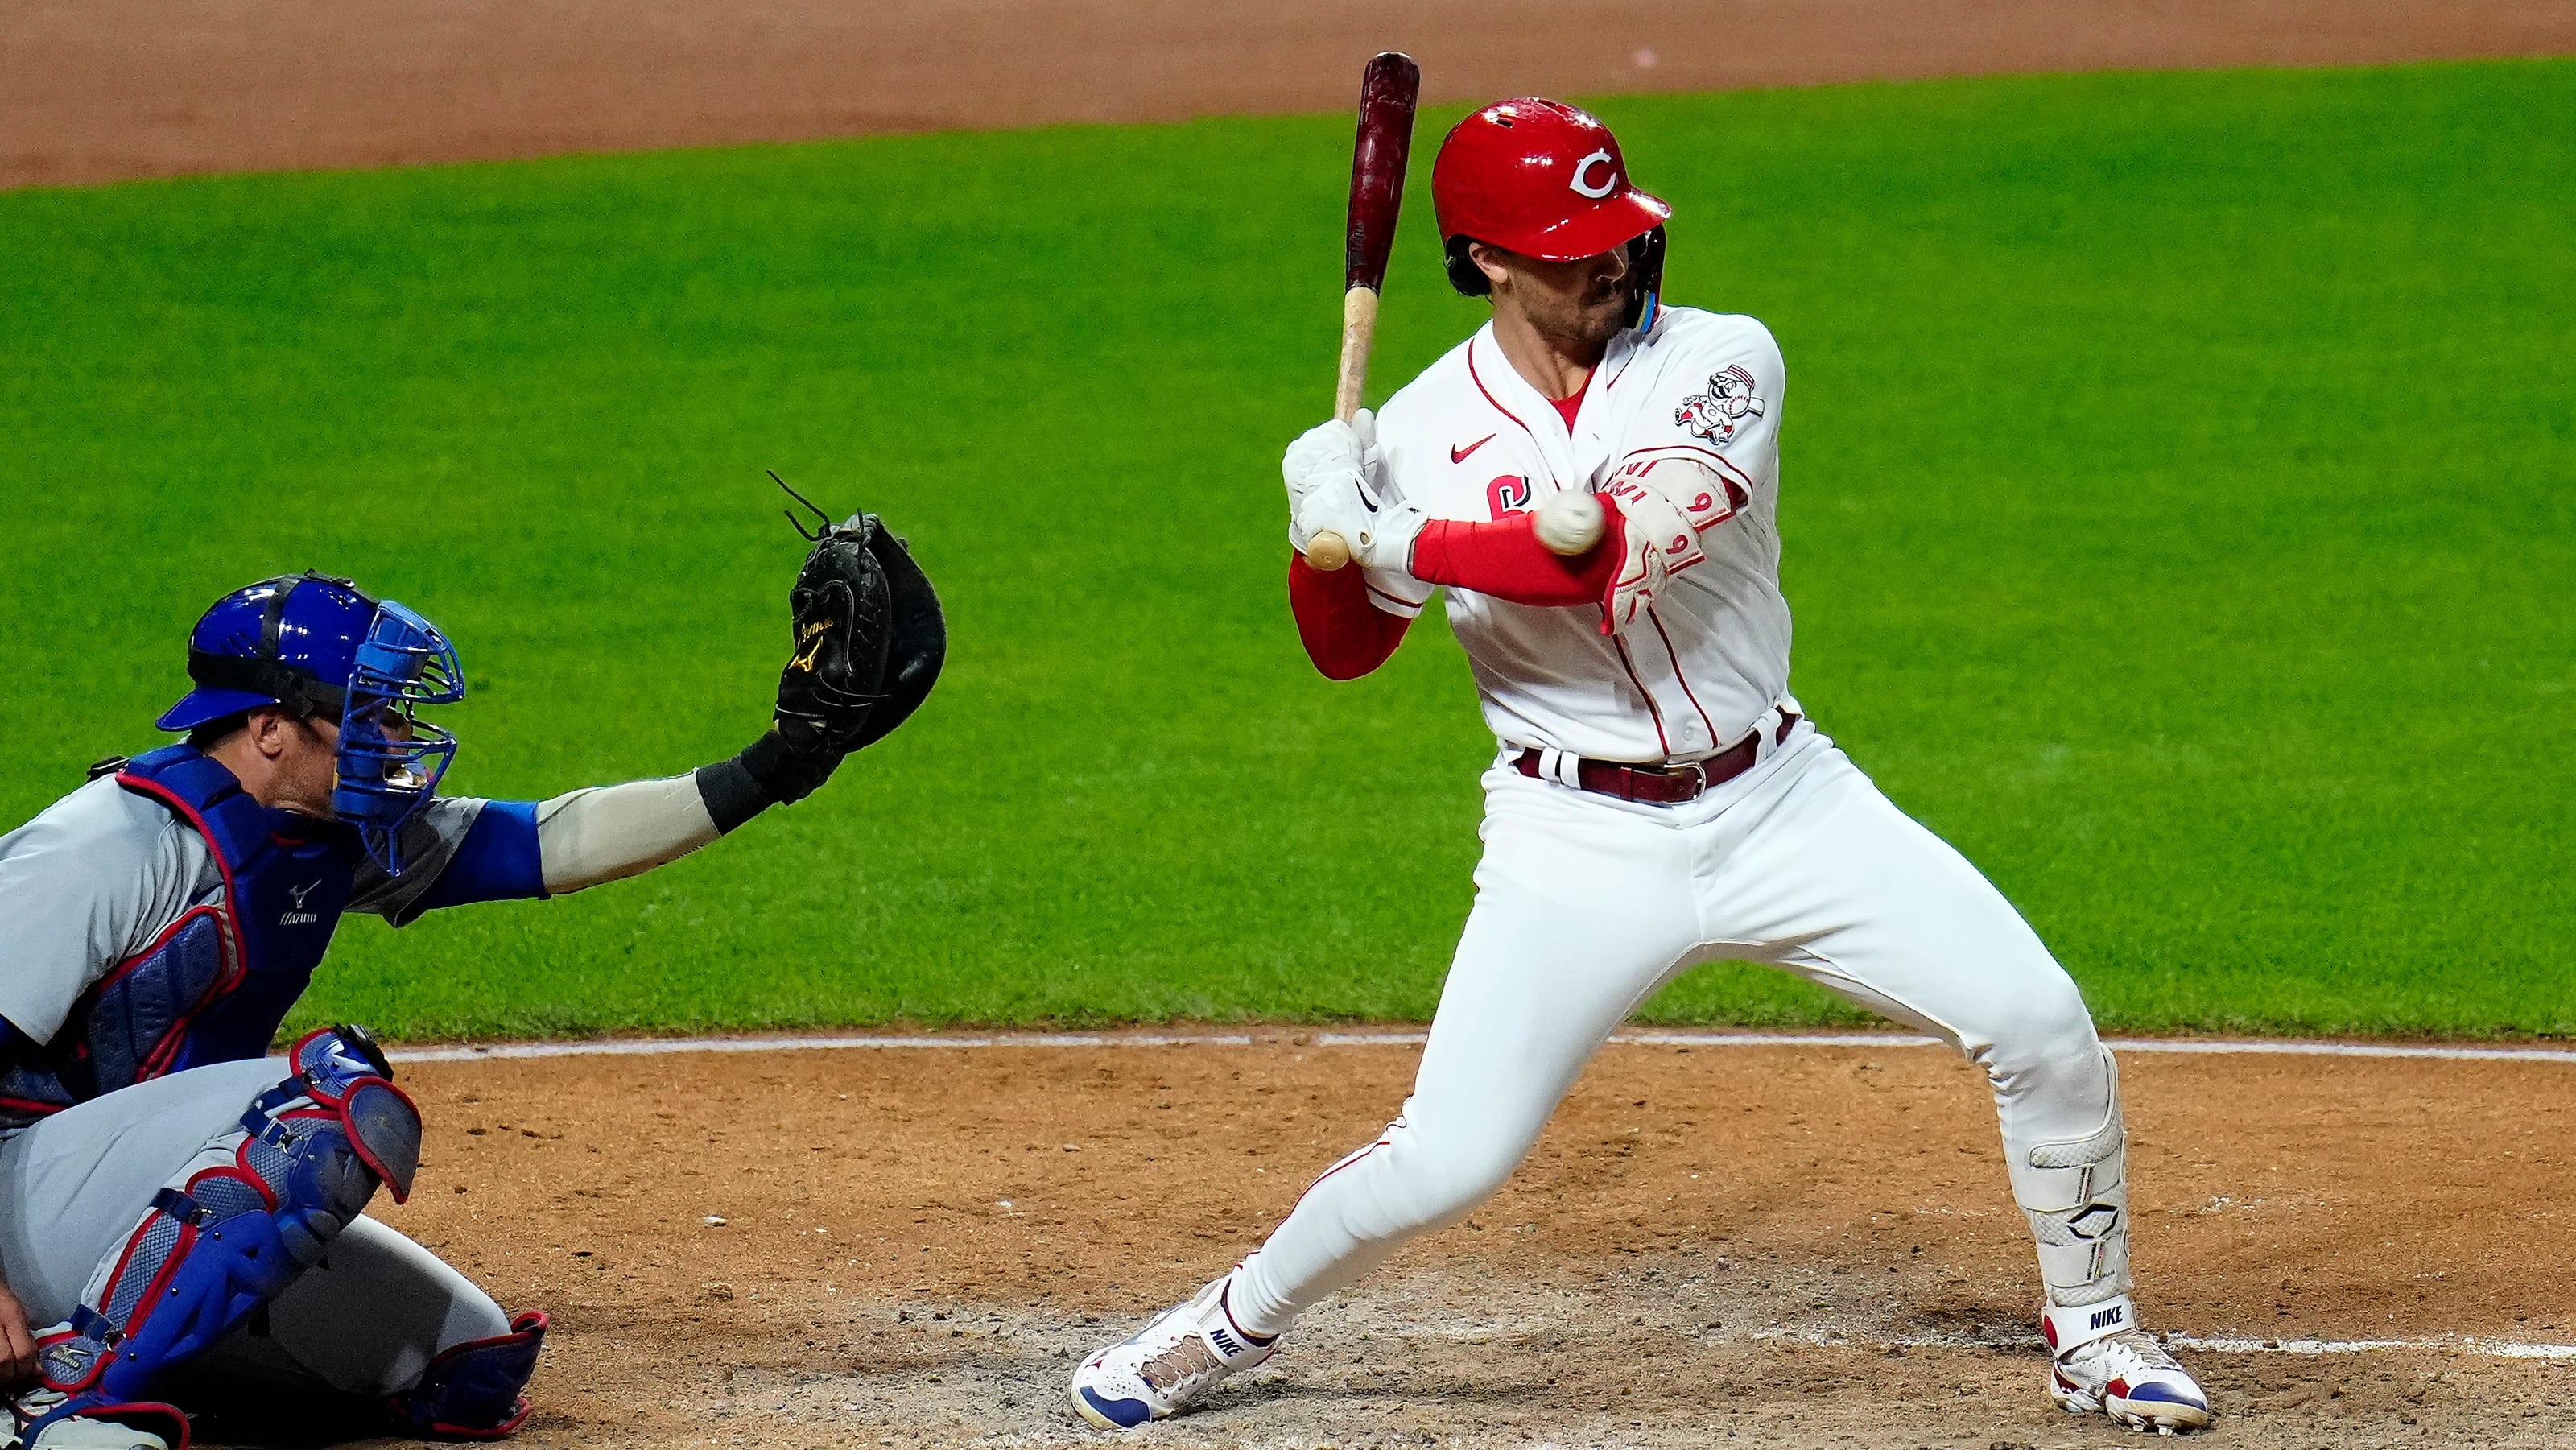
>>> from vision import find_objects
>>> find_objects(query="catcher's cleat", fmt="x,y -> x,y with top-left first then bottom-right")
1070,1275 -> 1277,1430
9,1390 -> 172,1450
2044,1297 -> 2211,1435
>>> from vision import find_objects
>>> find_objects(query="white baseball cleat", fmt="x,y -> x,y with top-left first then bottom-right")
1070,1275 -> 1278,1430
9,1393 -> 171,1450
28,1423 -> 172,1450
2044,1296 -> 2211,1434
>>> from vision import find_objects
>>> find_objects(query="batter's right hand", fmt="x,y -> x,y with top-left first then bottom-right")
1293,473 -> 1426,573
0,1279 -> 36,1386
1281,410 -> 1378,522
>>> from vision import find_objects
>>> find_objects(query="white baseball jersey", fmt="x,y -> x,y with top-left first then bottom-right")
1366,305 -> 1791,763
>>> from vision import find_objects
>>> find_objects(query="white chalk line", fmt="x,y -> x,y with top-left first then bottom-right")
2169,1333 -> 2576,1361
384,1028 -> 2576,1065
1412,1318 -> 2576,1361
1756,1328 -> 2576,1361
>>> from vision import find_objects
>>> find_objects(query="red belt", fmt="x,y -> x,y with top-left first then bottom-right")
1511,711 -> 1801,805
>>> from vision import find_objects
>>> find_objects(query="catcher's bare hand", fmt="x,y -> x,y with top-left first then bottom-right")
0,1279 -> 37,1386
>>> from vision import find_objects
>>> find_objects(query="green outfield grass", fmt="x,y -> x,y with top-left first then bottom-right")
2,60 -> 2569,1041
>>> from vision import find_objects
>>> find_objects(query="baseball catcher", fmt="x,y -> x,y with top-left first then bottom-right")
0,492 -> 940,1450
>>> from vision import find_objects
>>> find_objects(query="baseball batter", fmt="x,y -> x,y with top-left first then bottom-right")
1072,100 -> 2209,1434
0,502 -> 940,1450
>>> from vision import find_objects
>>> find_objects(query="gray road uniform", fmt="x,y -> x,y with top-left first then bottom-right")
3,515 -> 939,1449
0,758 -> 734,1444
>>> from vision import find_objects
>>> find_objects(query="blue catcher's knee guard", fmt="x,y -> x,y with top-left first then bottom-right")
23,1027 -> 421,1450
386,1311 -> 549,1440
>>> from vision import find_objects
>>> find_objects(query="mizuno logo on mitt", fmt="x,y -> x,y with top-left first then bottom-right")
790,621 -> 831,671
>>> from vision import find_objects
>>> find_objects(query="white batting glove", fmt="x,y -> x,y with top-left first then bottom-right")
1282,410 -> 1378,545
1292,471 -> 1427,574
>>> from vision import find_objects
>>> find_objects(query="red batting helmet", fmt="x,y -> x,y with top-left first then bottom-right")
1431,99 -> 1671,322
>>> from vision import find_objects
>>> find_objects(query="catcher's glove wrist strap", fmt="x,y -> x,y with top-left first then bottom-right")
695,731 -> 837,834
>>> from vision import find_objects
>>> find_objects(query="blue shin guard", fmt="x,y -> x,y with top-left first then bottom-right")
22,1028 -> 421,1450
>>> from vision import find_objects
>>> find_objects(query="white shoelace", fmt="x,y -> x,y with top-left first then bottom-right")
2068,1327 -> 2184,1374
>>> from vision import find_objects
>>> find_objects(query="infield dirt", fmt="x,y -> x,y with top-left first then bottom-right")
7,0 -> 2576,188
248,1035 -> 2576,1448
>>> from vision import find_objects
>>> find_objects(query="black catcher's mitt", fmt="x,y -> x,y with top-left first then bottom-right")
770,473 -> 945,758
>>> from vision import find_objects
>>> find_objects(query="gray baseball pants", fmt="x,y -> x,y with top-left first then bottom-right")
0,1059 -> 508,1399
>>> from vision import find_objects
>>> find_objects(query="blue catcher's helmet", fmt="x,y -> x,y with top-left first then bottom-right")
158,572 -> 466,876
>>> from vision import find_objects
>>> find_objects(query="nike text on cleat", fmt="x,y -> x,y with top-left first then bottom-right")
2043,1296 -> 2211,1434
1070,1276 -> 1277,1429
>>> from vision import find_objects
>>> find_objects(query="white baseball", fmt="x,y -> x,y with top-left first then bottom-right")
1533,490 -> 1606,556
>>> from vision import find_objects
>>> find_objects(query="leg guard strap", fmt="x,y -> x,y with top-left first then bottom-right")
247,1026 -> 422,1202
2042,1294 -> 2140,1358
20,1309 -> 192,1448
386,1312 -> 549,1440
2008,1049 -> 2132,1307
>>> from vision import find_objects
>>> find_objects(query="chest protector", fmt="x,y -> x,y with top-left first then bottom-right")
0,746 -> 354,1126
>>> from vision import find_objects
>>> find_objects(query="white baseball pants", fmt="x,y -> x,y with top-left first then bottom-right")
1228,722 -> 2133,1336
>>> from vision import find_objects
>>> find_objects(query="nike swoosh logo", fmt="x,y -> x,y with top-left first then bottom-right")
1451,434 -> 1497,464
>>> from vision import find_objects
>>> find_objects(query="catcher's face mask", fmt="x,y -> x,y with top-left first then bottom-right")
329,601 -> 464,876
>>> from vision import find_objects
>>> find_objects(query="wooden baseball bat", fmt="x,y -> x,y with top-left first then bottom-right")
1307,51 -> 1421,572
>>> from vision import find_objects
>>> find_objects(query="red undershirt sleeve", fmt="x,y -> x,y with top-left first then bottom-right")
1409,511 -> 1624,608
1286,552 -> 1412,680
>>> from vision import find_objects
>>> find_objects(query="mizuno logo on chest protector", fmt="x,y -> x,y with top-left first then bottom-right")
280,879 -> 324,925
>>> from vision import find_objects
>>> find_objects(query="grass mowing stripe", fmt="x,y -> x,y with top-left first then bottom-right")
1,60 -> 2568,1040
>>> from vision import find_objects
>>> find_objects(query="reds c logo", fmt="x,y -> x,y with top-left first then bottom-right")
1569,150 -> 1618,199
1486,475 -> 1534,518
